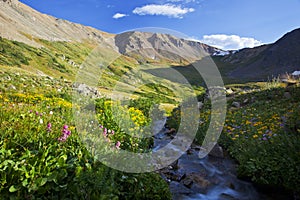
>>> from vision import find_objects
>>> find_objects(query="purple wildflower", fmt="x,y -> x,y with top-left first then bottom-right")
103,131 -> 107,137
116,141 -> 121,149
58,124 -> 71,142
47,122 -> 52,132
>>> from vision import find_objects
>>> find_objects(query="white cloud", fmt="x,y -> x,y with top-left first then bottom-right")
132,4 -> 195,18
165,0 -> 196,2
201,34 -> 263,50
112,13 -> 128,19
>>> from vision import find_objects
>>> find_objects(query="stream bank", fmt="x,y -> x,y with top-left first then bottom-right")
152,123 -> 294,200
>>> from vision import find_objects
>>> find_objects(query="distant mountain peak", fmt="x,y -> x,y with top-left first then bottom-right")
221,27 -> 300,80
114,31 -> 221,63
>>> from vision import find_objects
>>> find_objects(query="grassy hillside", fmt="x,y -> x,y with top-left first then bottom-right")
168,80 -> 300,196
2,35 -> 299,198
1,37 -> 201,104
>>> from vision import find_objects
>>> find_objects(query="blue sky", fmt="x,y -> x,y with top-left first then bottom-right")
20,0 -> 300,50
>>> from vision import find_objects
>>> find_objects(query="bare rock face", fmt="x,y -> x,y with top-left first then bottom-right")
114,31 -> 221,63
0,0 -> 112,47
0,0 -> 221,63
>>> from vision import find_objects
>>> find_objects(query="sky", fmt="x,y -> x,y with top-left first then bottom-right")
19,0 -> 300,50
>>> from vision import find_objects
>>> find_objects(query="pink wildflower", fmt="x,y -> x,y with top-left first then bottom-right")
116,141 -> 121,149
47,122 -> 52,132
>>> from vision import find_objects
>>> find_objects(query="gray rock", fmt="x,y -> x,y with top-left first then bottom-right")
73,83 -> 101,98
182,173 -> 210,190
243,98 -> 249,104
197,102 -> 203,109
232,101 -> 240,108
208,143 -> 224,158
284,92 -> 292,99
8,85 -> 16,90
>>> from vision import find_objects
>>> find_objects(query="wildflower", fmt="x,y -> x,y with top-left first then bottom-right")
63,129 -> 71,136
47,122 -> 52,132
111,130 -> 115,135
58,124 -> 71,142
35,111 -> 39,116
39,119 -> 43,124
253,134 -> 258,139
116,141 -> 121,149
262,137 -> 268,141
58,135 -> 67,142
99,124 -> 103,129
103,131 -> 107,137
49,111 -> 53,115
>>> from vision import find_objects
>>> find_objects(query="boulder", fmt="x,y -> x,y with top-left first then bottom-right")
231,101 -> 240,108
73,83 -> 101,98
208,143 -> 224,158
182,173 -> 210,190
197,102 -> 203,109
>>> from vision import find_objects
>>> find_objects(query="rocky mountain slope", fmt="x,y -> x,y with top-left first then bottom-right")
0,0 -> 111,47
220,28 -> 300,80
0,0 -> 220,63
114,31 -> 220,63
1,0 -> 300,82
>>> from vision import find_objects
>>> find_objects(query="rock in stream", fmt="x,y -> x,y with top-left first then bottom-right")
152,122 -> 260,200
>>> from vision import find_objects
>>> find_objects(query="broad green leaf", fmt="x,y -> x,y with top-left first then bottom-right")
9,185 -> 19,193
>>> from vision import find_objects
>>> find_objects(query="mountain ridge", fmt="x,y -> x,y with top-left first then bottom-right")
0,0 -> 222,62
221,28 -> 300,80
1,0 -> 300,82
0,0 -> 111,47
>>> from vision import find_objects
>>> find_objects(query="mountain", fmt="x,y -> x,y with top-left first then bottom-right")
0,0 -> 111,47
0,0 -> 220,63
1,0 -> 300,83
219,28 -> 300,80
114,31 -> 220,63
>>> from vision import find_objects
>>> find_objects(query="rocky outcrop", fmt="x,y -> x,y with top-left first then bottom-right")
72,83 -> 101,98
114,31 -> 221,63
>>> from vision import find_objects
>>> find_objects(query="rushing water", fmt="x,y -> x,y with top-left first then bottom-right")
152,119 -> 261,200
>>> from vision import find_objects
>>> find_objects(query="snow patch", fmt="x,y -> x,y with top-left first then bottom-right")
213,50 -> 230,56
292,71 -> 300,76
